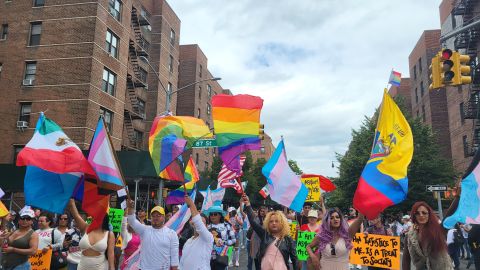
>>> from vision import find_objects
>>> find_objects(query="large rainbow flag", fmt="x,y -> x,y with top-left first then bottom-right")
353,90 -> 413,219
212,94 -> 263,172
149,115 -> 212,175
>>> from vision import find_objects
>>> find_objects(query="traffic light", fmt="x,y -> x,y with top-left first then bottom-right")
440,49 -> 455,85
259,124 -> 265,140
451,52 -> 472,86
429,54 -> 441,90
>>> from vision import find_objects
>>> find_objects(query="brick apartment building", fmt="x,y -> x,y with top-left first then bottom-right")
408,30 -> 453,161
388,78 -> 412,116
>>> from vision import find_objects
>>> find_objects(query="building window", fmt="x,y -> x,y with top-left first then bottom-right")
13,145 -> 24,163
205,161 -> 209,170
207,104 -> 211,115
24,62 -> 37,82
108,0 -> 122,21
29,22 -> 42,46
199,65 -> 202,77
463,135 -> 469,157
415,88 -> 418,103
1,24 -> 8,40
170,29 -> 175,46
134,129 -> 143,146
460,102 -> 465,124
195,153 -> 199,165
418,57 -> 422,73
19,103 -> 32,123
198,86 -> 201,99
260,146 -> 266,154
420,81 -> 424,96
105,29 -> 119,58
197,108 -> 200,118
102,68 -> 116,96
138,99 -> 145,117
207,84 -> 212,97
100,107 -> 113,132
413,65 -> 417,80
168,55 -> 173,73
33,0 -> 44,7
422,105 -> 426,122
139,67 -> 147,83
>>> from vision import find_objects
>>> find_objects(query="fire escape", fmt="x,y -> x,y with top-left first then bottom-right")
454,0 -> 480,156
124,6 -> 150,150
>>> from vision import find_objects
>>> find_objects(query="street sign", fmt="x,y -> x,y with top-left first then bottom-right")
425,185 -> 448,192
192,138 -> 217,148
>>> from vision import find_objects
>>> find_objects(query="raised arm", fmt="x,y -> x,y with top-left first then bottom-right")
126,199 -> 146,236
185,195 -> 213,244
68,199 -> 87,233
241,195 -> 266,239
348,213 -> 365,238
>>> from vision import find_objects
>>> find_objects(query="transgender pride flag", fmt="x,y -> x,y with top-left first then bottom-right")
444,149 -> 480,228
262,140 -> 308,212
88,116 -> 125,191
166,190 -> 197,233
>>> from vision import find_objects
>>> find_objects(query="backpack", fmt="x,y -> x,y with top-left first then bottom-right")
454,230 -> 465,246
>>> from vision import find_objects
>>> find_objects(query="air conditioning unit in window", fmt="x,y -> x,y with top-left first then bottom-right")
22,79 -> 34,86
16,121 -> 28,129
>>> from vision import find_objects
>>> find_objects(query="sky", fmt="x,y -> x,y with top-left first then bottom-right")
169,1 -> 442,177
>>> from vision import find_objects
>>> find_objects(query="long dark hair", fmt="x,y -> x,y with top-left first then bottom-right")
102,215 -> 110,232
410,201 -> 447,256
56,213 -> 71,228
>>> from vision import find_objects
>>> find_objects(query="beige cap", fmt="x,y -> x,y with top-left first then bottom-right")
307,210 -> 318,218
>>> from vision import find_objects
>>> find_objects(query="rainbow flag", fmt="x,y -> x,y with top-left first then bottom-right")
212,94 -> 263,172
88,116 -> 125,191
159,157 -> 183,181
388,70 -> 401,86
149,115 -> 212,175
165,190 -> 197,233
165,157 -> 199,205
353,90 -> 413,219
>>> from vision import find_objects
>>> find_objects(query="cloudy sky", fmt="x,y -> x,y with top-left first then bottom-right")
169,1 -> 442,177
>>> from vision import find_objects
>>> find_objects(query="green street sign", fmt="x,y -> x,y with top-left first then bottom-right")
192,138 -> 217,148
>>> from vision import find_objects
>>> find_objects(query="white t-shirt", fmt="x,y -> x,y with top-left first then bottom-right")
36,228 -> 63,250
127,214 -> 179,270
179,215 -> 214,270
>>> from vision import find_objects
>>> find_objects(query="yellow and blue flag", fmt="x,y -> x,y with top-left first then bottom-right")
353,90 -> 413,219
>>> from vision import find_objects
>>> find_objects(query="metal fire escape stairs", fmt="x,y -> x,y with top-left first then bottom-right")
124,7 -> 150,150
453,0 -> 480,155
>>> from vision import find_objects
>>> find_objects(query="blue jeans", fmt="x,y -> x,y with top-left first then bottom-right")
67,262 -> 78,270
448,243 -> 461,268
246,239 -> 253,270
5,261 -> 31,270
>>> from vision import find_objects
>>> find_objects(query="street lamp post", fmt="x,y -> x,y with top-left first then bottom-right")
139,56 -> 221,206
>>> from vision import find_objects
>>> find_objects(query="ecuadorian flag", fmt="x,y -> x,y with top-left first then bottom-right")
353,90 -> 413,219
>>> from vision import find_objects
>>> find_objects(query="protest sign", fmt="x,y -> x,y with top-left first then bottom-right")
350,233 -> 400,269
296,231 -> 316,261
289,221 -> 298,240
109,208 -> 124,233
301,175 -> 321,202
116,235 -> 123,248
29,249 -> 52,270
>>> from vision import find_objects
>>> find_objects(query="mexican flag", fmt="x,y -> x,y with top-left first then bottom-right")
16,113 -> 95,176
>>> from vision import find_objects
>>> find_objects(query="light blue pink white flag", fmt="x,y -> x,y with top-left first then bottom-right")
262,139 -> 308,212
200,186 -> 225,213
88,116 -> 125,191
165,190 -> 197,234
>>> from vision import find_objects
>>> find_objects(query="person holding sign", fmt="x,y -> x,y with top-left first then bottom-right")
402,201 -> 453,270
300,210 -> 321,233
241,194 -> 298,270
1,206 -> 39,270
180,194 -> 214,270
306,207 -> 363,269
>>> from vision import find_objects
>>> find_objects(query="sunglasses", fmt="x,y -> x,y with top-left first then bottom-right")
415,211 -> 429,216
59,217 -> 68,220
20,216 -> 32,221
210,213 -> 220,217
330,243 -> 336,256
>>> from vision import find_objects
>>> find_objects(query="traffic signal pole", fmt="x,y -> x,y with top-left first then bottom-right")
437,191 -> 443,220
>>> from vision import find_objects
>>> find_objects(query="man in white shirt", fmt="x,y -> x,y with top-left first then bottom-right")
127,200 -> 179,270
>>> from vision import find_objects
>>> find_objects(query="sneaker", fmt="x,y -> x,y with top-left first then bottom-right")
235,262 -> 239,267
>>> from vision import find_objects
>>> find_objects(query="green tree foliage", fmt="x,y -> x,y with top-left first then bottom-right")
328,99 -> 457,215
288,160 -> 303,175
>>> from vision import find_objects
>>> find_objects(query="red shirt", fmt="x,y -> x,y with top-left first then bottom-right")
300,224 -> 320,233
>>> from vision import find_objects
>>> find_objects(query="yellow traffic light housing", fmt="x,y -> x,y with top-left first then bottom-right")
429,54 -> 442,90
259,124 -> 265,140
440,49 -> 455,85
452,52 -> 472,86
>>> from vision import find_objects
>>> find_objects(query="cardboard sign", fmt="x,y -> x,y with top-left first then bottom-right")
29,249 -> 52,270
289,221 -> 298,240
350,233 -> 400,269
108,208 -> 124,233
301,176 -> 321,202
296,231 -> 316,261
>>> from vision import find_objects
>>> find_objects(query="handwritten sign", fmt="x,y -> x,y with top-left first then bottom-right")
289,221 -> 298,241
108,208 -> 124,233
350,233 -> 400,269
296,231 -> 316,261
301,176 -> 321,202
29,249 -> 52,270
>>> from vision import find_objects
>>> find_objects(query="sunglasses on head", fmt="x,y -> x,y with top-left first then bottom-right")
20,216 -> 32,221
330,243 -> 336,256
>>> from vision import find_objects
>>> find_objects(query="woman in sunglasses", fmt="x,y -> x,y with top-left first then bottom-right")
205,205 -> 236,270
402,201 -> 453,270
241,194 -> 298,270
1,206 -> 39,270
306,207 -> 363,269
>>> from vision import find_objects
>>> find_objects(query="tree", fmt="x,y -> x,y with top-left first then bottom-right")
288,160 -> 303,175
328,98 -> 457,215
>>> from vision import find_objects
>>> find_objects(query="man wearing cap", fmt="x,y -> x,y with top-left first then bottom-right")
127,200 -> 179,270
